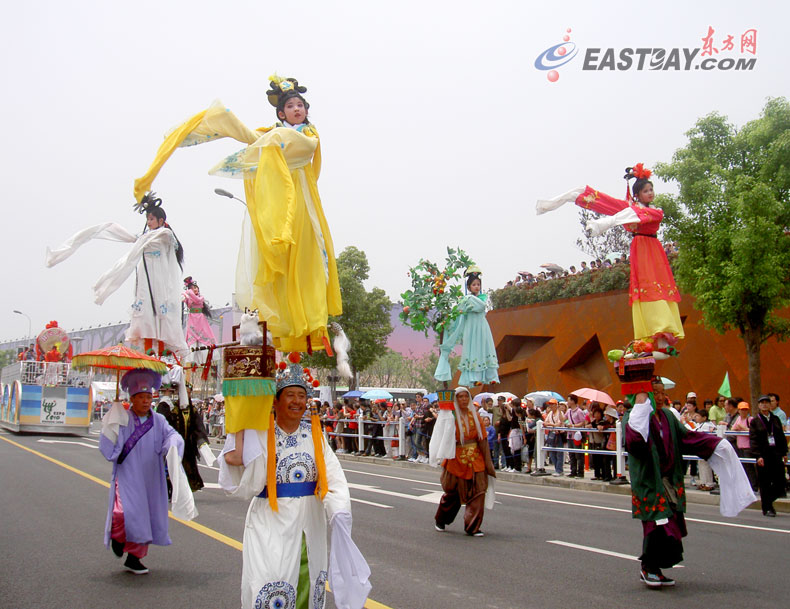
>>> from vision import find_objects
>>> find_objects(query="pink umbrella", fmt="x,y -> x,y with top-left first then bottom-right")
571,387 -> 615,406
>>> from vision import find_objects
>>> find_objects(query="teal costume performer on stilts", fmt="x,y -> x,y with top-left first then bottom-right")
434,267 -> 500,387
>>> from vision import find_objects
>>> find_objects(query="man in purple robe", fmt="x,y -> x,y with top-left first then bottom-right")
100,368 -> 184,575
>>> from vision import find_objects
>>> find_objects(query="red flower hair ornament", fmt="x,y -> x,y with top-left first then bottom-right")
632,163 -> 652,180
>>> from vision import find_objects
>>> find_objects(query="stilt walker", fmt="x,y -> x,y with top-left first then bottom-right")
537,164 -> 757,587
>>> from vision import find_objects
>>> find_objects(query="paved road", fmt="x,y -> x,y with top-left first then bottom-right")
1,428 -> 787,609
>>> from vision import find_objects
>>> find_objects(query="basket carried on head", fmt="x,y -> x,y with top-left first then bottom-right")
222,321 -> 277,433
615,357 -> 656,397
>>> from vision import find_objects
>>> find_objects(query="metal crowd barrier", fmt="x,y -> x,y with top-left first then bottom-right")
324,415 -> 408,458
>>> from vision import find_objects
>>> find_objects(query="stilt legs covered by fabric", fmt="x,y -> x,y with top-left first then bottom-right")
435,469 -> 487,535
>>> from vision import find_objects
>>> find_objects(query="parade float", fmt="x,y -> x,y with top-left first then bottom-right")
0,321 -> 91,434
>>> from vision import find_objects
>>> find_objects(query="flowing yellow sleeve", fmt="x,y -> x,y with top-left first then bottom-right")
133,101 -> 261,202
245,144 -> 296,280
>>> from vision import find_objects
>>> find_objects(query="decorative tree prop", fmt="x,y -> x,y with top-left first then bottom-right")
399,247 -> 474,342
400,247 -> 475,466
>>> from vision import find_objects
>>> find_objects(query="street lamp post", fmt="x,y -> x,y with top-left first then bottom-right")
13,310 -> 32,343
214,188 -> 247,207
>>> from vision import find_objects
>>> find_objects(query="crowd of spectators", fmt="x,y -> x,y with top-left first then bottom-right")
318,389 -> 789,512
503,242 -> 679,288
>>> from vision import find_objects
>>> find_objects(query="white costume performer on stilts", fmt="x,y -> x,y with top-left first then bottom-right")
45,195 -> 189,359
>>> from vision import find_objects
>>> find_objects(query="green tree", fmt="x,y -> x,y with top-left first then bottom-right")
656,97 -> 790,406
357,348 -> 421,388
412,350 -> 461,390
0,349 -> 17,369
304,246 -> 393,388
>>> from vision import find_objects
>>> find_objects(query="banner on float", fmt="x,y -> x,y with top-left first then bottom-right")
41,387 -> 67,424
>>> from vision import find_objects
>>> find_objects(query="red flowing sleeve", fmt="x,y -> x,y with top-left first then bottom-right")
575,186 -> 628,217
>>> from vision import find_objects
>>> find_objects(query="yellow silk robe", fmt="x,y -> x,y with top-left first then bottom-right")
134,102 -> 341,354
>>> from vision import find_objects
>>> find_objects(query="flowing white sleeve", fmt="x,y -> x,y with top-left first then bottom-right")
45,222 -> 138,267
485,475 -> 496,510
100,401 -> 129,444
587,206 -> 640,236
428,410 -> 456,467
199,443 -> 216,467
91,229 -> 174,305
536,187 -> 585,215
323,437 -> 352,519
217,429 -> 266,498
166,444 -> 198,521
627,400 -> 653,442
707,440 -> 758,517
329,511 -> 372,609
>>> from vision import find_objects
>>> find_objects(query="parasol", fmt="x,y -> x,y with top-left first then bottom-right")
361,389 -> 393,400
524,390 -> 564,407
540,263 -> 564,274
72,344 -> 168,400
571,387 -> 615,406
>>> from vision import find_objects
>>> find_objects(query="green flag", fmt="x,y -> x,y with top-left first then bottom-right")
718,372 -> 731,398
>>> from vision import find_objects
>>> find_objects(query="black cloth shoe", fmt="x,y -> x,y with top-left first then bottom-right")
123,554 -> 149,575
763,509 -> 777,517
434,522 -> 446,532
111,538 -> 124,558
658,572 -> 675,587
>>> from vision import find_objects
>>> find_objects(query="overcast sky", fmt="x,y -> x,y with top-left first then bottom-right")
1,0 -> 786,342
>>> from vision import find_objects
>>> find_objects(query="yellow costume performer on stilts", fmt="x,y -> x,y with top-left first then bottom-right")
134,76 -> 341,432
134,76 -> 341,355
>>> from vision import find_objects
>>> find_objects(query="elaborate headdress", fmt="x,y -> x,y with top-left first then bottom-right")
275,352 -> 320,395
623,163 -> 653,201
133,191 -> 164,216
464,264 -> 482,293
183,276 -> 197,289
266,74 -> 309,109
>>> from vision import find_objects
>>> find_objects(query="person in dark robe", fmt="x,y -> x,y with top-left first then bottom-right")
156,365 -> 214,493
624,378 -> 756,588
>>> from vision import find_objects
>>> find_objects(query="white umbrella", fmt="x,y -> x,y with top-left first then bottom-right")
495,391 -> 517,401
540,263 -> 564,274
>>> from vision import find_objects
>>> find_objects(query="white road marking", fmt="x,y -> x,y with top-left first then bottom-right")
343,468 -> 441,486
347,482 -> 442,504
37,439 -> 97,449
344,468 -> 790,535
351,497 -> 393,509
546,540 -> 685,567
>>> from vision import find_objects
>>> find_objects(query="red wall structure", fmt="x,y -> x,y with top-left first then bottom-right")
485,289 -> 790,409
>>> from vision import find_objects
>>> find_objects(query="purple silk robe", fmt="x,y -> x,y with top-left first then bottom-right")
99,411 -> 183,547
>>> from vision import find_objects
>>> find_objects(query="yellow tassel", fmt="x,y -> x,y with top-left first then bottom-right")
268,73 -> 282,84
310,406 -> 328,500
267,411 -> 278,512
